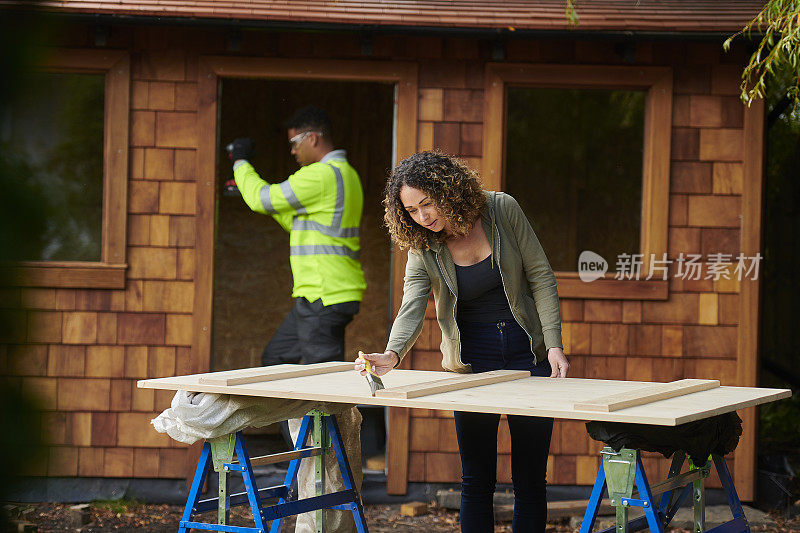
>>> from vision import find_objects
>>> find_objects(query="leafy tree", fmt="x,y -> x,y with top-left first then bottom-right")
724,0 -> 799,107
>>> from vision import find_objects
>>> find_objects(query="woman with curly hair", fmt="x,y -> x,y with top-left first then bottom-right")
356,151 -> 569,532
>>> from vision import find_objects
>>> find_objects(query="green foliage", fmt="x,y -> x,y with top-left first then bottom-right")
723,0 -> 800,107
760,393 -> 800,448
92,498 -> 142,515
565,0 -> 579,26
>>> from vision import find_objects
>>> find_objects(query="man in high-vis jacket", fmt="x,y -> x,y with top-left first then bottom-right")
229,106 -> 366,366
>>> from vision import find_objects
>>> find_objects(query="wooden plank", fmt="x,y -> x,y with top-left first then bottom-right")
573,379 -> 720,412
1,264 -> 126,289
556,274 -> 668,300
375,370 -> 530,399
204,56 -> 417,84
736,96 -> 765,501
40,48 -> 126,71
486,64 -> 672,89
192,58 -> 217,377
548,499 -> 613,518
386,407 -> 410,494
103,53 -> 130,265
639,67 -> 673,278
481,63 -> 504,191
198,361 -> 354,386
394,62 -> 419,161
243,447 -> 322,467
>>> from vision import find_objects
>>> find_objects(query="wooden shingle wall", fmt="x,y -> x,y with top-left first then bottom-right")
0,26 -> 759,498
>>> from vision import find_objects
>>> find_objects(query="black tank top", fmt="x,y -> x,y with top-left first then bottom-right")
454,255 -> 516,323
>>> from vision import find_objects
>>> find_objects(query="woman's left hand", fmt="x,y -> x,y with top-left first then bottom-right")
547,347 -> 569,378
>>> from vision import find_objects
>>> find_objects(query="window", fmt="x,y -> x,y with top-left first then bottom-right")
2,50 -> 130,288
505,87 -> 645,273
483,64 -> 672,299
5,72 -> 105,262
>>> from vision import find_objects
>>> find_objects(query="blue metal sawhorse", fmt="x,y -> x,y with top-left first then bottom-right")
178,410 -> 368,533
580,447 -> 750,533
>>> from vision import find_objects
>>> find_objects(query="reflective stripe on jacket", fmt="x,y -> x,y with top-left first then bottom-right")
233,151 -> 366,305
386,191 -> 562,373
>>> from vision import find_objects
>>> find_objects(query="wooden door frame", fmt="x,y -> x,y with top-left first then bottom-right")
194,55 -> 418,490
736,98 -> 765,501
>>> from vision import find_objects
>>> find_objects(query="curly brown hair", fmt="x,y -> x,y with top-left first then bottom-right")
384,151 -> 487,250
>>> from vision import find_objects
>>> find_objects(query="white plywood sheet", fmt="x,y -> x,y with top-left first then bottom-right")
138,366 -> 791,426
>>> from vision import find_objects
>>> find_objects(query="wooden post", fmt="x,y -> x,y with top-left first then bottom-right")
736,97 -> 765,501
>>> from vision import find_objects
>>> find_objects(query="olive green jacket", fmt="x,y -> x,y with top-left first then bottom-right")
386,191 -> 562,373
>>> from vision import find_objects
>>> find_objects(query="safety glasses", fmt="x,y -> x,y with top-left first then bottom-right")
289,130 -> 316,149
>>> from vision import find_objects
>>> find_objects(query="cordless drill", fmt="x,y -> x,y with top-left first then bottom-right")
222,142 -> 239,197
222,138 -> 255,197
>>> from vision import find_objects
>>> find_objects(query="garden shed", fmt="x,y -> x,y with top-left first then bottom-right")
0,0 -> 770,501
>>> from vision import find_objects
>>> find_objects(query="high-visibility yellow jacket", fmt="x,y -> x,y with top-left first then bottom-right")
233,150 -> 366,305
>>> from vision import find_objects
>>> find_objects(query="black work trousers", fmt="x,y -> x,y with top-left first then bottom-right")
261,297 -> 360,366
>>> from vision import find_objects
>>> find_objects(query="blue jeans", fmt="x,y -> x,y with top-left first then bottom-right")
454,320 -> 553,533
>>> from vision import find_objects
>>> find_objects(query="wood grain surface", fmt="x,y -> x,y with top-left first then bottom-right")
139,364 -> 791,426
572,378 -> 720,412
374,369 -> 529,399
198,361 -> 353,386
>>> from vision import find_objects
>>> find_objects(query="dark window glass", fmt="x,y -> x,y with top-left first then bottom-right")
2,72 -> 105,262
504,87 -> 645,272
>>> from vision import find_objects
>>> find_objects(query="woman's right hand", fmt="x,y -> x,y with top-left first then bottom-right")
355,350 -> 399,377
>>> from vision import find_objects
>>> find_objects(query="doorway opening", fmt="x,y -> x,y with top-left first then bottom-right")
212,78 -> 395,468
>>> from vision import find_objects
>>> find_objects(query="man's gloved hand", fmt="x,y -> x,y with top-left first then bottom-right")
229,137 -> 254,161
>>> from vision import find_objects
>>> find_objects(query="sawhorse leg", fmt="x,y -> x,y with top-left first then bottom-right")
712,455 -> 750,533
178,432 -> 270,533
326,414 -> 369,533
269,411 -> 368,533
579,448 -> 663,533
579,448 -> 751,533
177,410 -> 368,533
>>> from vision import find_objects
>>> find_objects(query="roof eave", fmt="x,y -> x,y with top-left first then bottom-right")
8,8 -> 759,41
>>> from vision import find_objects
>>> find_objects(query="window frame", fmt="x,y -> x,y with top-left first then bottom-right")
483,63 -> 672,300
4,48 -> 129,289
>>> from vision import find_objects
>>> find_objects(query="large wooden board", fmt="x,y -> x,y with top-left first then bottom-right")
138,365 -> 791,426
